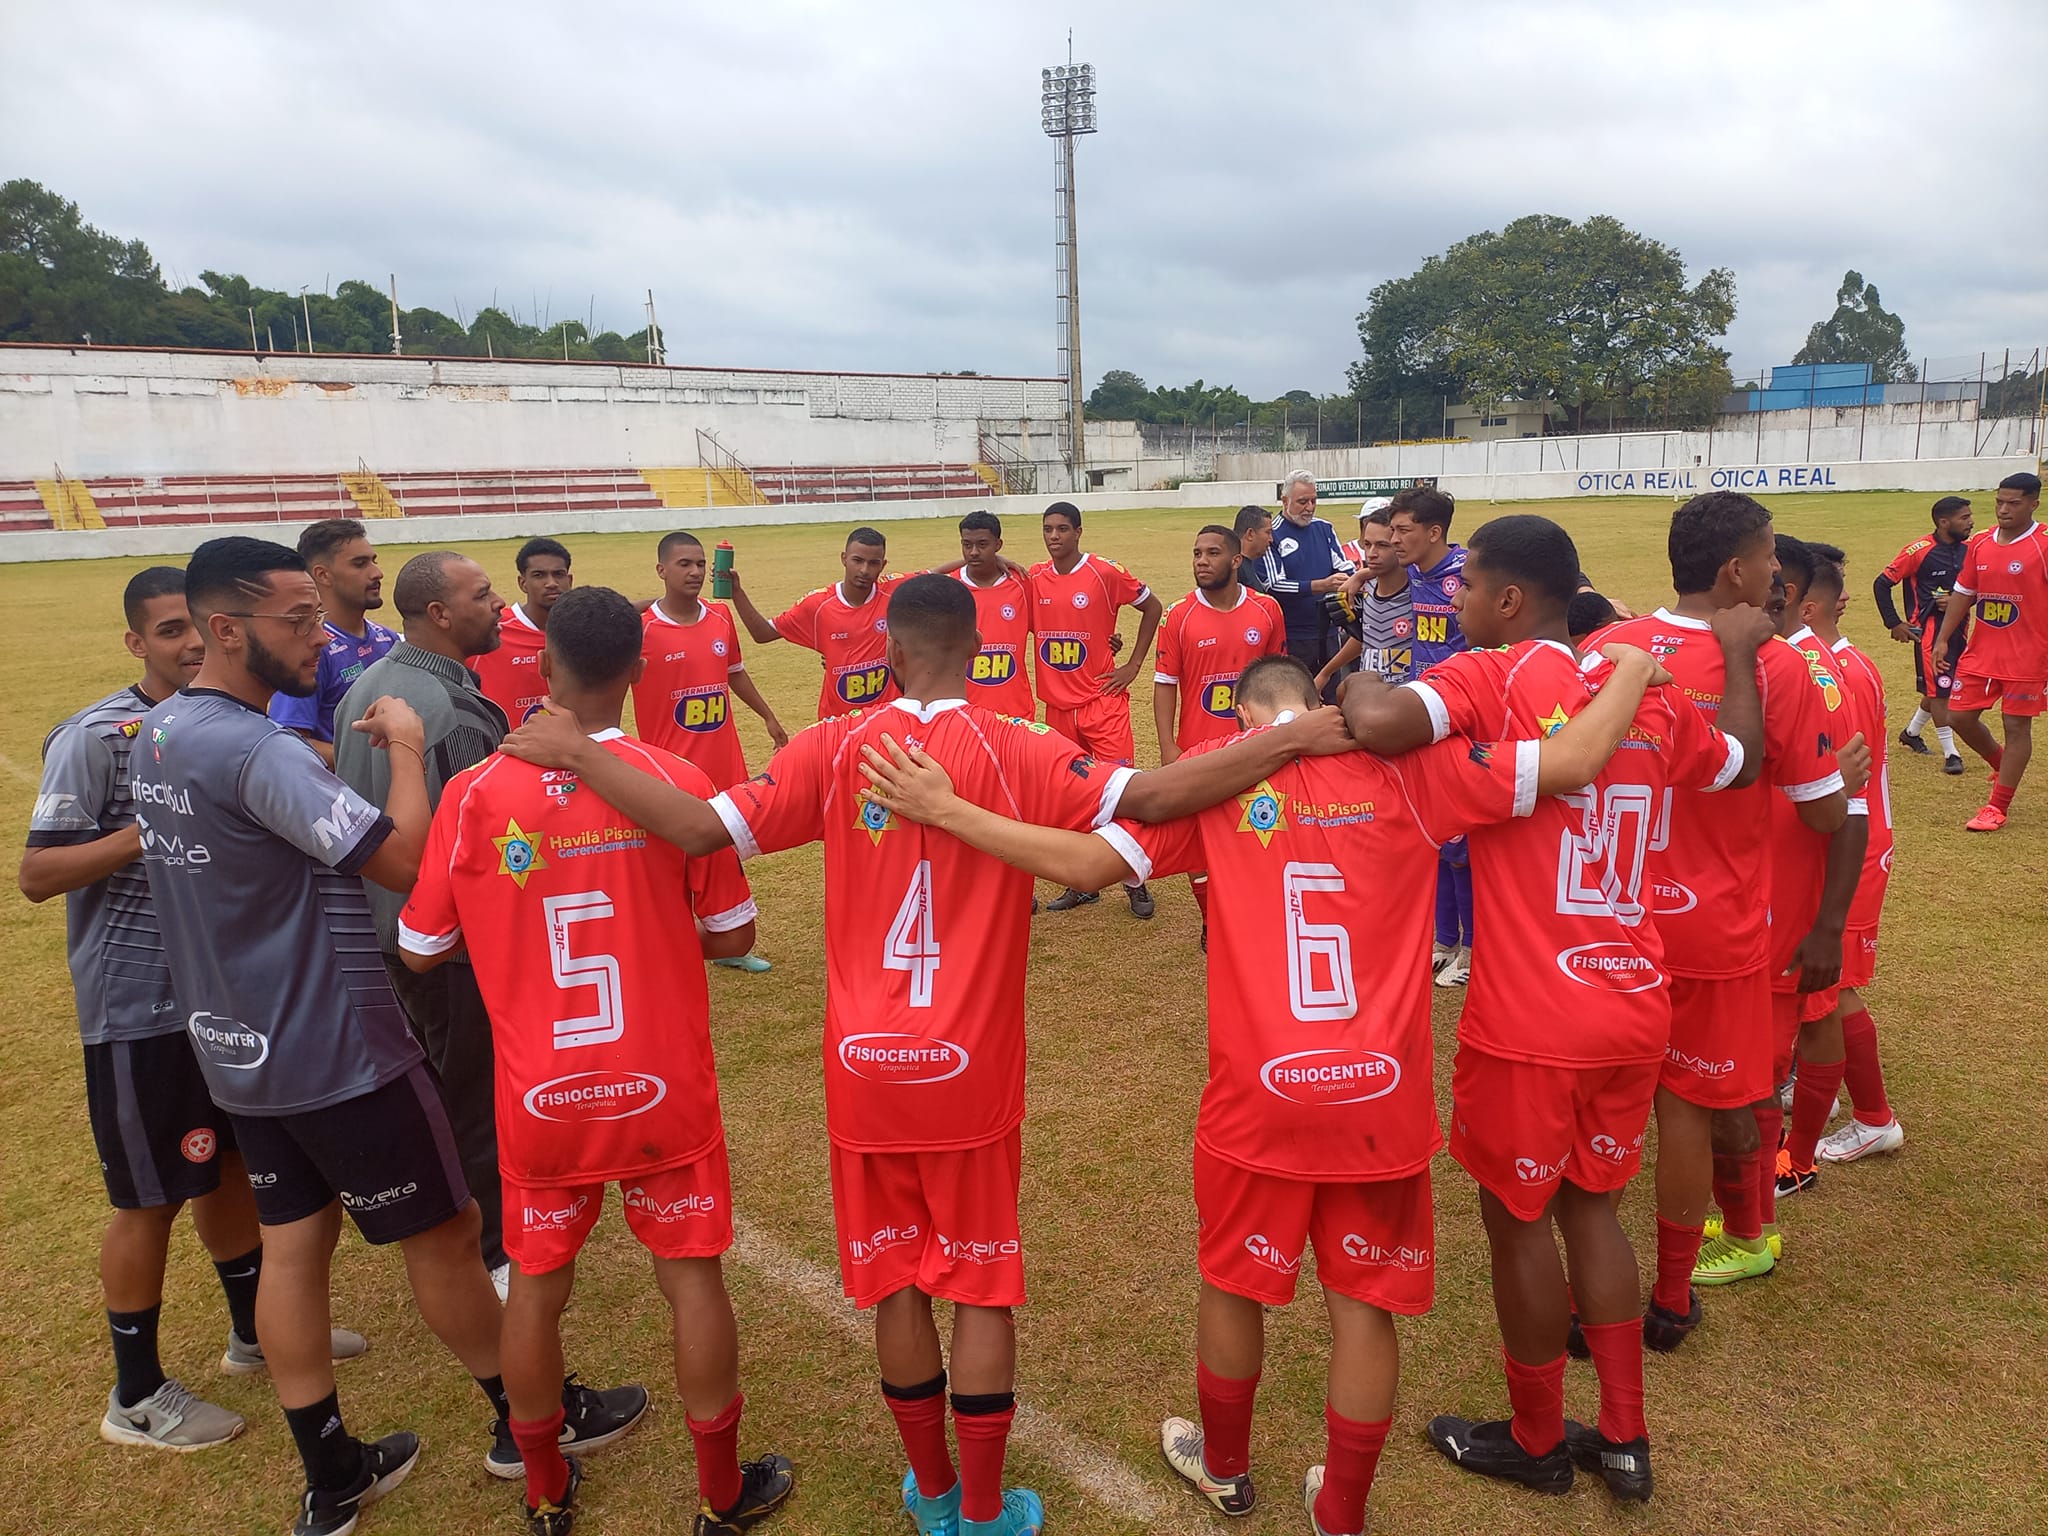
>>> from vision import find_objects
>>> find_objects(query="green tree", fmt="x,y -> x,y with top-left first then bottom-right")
1086,368 -> 1149,418
1351,214 -> 1737,431
1792,270 -> 1916,382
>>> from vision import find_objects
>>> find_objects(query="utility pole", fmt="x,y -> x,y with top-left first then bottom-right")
645,290 -> 665,365
1041,48 -> 1097,493
389,274 -> 403,355
299,287 -> 316,355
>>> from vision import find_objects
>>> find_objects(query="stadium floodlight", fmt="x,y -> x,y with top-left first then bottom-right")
1042,56 -> 1098,492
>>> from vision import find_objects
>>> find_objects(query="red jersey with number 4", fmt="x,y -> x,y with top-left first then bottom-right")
1831,637 -> 1892,929
397,733 -> 757,1185
1028,554 -> 1152,709
472,604 -> 549,725
1954,522 -> 2048,680
633,601 -> 750,791
1590,610 -> 1846,979
955,570 -> 1037,718
1104,732 -> 1539,1179
774,579 -> 905,719
1155,588 -> 1287,751
710,700 -> 1135,1153
1411,639 -> 1745,1065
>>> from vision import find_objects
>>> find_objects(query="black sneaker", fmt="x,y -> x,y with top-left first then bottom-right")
1425,1415 -> 1572,1494
1897,728 -> 1931,756
1128,884 -> 1156,919
694,1452 -> 796,1533
294,1430 -> 421,1536
1564,1420 -> 1653,1503
1642,1289 -> 1703,1353
1565,1313 -> 1588,1359
527,1454 -> 584,1536
1046,888 -> 1099,912
488,1377 -> 649,1478
1943,753 -> 1966,775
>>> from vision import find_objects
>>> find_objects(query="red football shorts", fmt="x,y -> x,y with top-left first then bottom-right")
829,1129 -> 1024,1310
502,1142 -> 734,1276
1449,1046 -> 1660,1222
1192,1143 -> 1434,1315
1662,969 -> 1773,1108
1042,693 -> 1136,766
1950,666 -> 2047,716
1800,923 -> 1879,1023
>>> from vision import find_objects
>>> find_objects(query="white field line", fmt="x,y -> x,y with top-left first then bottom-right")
731,1217 -> 1194,1532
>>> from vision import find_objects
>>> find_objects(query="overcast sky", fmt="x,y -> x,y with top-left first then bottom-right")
8,1 -> 2043,395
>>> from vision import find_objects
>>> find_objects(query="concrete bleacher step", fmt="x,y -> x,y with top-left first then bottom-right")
37,479 -> 106,530
341,471 -> 404,520
642,467 -> 763,508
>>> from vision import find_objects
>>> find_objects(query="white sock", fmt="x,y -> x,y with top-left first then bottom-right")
1937,726 -> 1957,756
1906,706 -> 1931,736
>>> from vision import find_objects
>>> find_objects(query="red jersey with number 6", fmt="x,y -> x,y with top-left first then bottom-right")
1410,639 -> 1745,1065
710,700 -> 1135,1153
1103,732 -> 1538,1179
396,733 -> 757,1185
1154,588 -> 1287,751
634,600 -> 749,791
774,579 -> 905,719
1028,554 -> 1151,710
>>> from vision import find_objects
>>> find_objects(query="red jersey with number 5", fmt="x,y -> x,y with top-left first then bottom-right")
1954,522 -> 2048,680
955,570 -> 1037,718
1154,588 -> 1287,751
1411,639 -> 1745,1065
1104,732 -> 1538,1179
396,733 -> 757,1184
1590,610 -> 1845,978
774,579 -> 905,719
634,600 -> 749,790
710,700 -> 1135,1153
1028,554 -> 1151,709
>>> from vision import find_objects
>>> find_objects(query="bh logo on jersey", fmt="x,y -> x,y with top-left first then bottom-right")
1260,1049 -> 1402,1106
1039,636 -> 1087,671
1555,942 -> 1662,993
672,687 -> 729,733
838,1033 -> 970,1084
1977,597 -> 2019,628
837,664 -> 894,704
970,648 -> 1017,686
1201,679 -> 1239,719
1242,1233 -> 1302,1277
1236,783 -> 1287,846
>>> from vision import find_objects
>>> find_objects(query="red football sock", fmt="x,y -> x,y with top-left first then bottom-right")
1502,1350 -> 1565,1457
1195,1360 -> 1259,1479
1577,1320 -> 1647,1443
1987,743 -> 2005,771
1753,1101 -> 1784,1226
1991,782 -> 2016,812
1652,1215 -> 1703,1314
952,1391 -> 1016,1525
1713,1149 -> 1762,1242
1840,1008 -> 1892,1125
510,1409 -> 569,1509
1190,874 -> 1210,921
686,1392 -> 744,1514
1787,1057 -> 1845,1168
1313,1406 -> 1389,1536
883,1376 -> 956,1501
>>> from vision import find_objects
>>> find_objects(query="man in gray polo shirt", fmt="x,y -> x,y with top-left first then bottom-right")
335,549 -> 512,1288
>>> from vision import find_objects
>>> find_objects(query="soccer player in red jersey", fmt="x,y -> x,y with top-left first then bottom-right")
1929,471 -> 2047,830
1342,514 -> 1763,1503
728,526 -> 906,720
474,538 -> 575,726
1032,500 -> 1164,917
1152,524 -> 1285,939
954,511 -> 1037,720
1875,495 -> 1973,770
498,575 -> 1347,1536
399,587 -> 793,1536
1588,493 -> 1853,1321
860,648 -> 1674,1533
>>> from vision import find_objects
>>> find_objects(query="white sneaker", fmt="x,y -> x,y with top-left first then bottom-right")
99,1379 -> 245,1451
490,1262 -> 511,1303
1776,1074 -> 1841,1122
1817,1117 -> 1904,1163
221,1326 -> 369,1375
1158,1415 -> 1255,1516
1303,1464 -> 1356,1535
1430,942 -> 1455,974
1434,945 -> 1469,988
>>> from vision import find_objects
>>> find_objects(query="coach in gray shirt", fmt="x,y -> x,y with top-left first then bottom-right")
335,550 -> 513,1282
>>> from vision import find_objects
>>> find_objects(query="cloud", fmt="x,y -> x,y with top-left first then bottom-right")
5,0 -> 2041,395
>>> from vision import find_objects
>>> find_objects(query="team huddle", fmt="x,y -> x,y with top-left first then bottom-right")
21,470 -> 2046,1536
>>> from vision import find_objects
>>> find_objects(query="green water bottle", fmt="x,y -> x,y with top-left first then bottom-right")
712,540 -> 735,599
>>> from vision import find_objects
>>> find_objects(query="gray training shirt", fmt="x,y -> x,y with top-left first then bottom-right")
1358,581 -> 1416,685
133,688 -> 423,1116
29,685 -> 181,1046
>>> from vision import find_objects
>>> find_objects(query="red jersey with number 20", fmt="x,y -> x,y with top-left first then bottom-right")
774,579 -> 905,719
1029,554 -> 1151,709
955,570 -> 1036,718
1102,730 -> 1539,1179
1154,588 -> 1287,751
1590,610 -> 1845,978
1411,639 -> 1745,1065
711,700 -> 1135,1153
1954,522 -> 2048,680
634,600 -> 749,791
397,733 -> 757,1184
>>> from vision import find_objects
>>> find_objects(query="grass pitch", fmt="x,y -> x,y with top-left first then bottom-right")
2,493 -> 2044,1536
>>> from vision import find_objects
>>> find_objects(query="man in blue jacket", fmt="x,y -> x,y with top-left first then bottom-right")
1256,472 -> 1354,698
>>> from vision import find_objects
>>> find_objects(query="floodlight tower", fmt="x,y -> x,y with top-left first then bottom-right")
1041,58 -> 1097,492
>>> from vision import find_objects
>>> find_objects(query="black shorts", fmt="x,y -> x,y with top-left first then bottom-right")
230,1063 -> 470,1244
85,1033 -> 237,1210
1914,616 -> 1966,700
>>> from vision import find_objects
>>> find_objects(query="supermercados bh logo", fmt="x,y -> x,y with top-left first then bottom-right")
1976,595 -> 2020,628
522,1070 -> 668,1122
1039,635 -> 1087,671
1236,781 -> 1286,846
1201,678 -> 1240,719
838,1032 -> 969,1084
970,648 -> 1017,685
494,818 -> 545,887
671,686 -> 729,732
1555,942 -> 1662,993
188,1011 -> 268,1069
836,664 -> 893,704
1259,1048 -> 1401,1106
